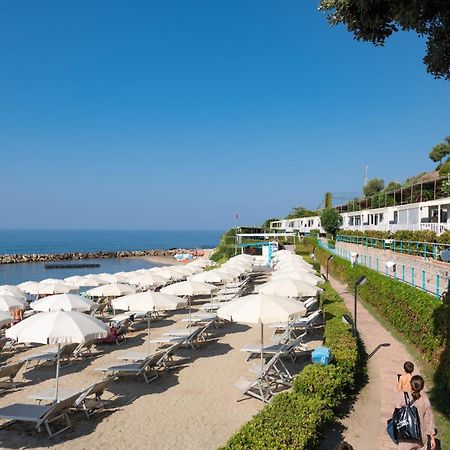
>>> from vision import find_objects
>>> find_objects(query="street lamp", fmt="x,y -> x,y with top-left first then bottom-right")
326,255 -> 334,281
353,275 -> 367,337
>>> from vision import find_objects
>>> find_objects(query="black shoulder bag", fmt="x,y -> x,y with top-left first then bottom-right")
386,392 -> 422,444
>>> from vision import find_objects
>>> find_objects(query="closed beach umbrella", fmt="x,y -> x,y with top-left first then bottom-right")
258,279 -> 323,298
161,280 -> 218,296
217,294 -> 305,372
86,283 -> 136,298
0,295 -> 27,312
6,311 -> 108,401
31,293 -> 95,312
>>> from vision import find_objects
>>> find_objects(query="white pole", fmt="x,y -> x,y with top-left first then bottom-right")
260,322 -> 264,376
55,342 -> 61,403
189,296 -> 192,332
147,311 -> 151,355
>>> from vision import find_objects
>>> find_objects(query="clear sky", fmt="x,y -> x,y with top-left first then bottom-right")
1,1 -> 449,230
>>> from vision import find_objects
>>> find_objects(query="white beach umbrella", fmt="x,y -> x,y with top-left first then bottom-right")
217,294 -> 305,372
189,258 -> 215,268
0,295 -> 27,312
189,270 -> 233,284
149,267 -> 174,280
29,282 -> 77,295
86,283 -> 136,298
128,273 -> 166,288
165,266 -> 189,280
229,254 -> 254,262
31,293 -> 95,312
6,311 -> 108,401
84,274 -> 110,285
272,271 -> 324,285
0,311 -> 12,327
218,266 -> 243,278
112,291 -> 187,353
0,285 -> 27,300
64,275 -> 101,287
17,281 -> 39,290
258,279 -> 323,298
161,280 -> 218,297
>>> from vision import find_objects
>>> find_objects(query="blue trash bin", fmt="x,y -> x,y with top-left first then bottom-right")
311,346 -> 333,366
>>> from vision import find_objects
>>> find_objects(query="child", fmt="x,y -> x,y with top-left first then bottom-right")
397,361 -> 414,392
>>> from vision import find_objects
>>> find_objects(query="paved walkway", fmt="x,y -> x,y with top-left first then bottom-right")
325,274 -> 422,450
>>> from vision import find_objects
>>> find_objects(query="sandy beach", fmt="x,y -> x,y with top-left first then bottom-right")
0,294 -> 321,449
142,249 -> 214,267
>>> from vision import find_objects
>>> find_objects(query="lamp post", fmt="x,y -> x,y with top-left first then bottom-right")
326,255 -> 334,281
353,275 -> 367,337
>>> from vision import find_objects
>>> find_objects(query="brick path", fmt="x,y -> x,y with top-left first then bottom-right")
327,274 -> 421,450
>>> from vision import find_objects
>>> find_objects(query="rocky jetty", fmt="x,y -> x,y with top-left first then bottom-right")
0,249 -> 203,265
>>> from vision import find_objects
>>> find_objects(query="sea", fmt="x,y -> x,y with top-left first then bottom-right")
0,229 -> 222,285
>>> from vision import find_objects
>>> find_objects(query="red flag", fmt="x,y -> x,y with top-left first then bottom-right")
235,211 -> 239,220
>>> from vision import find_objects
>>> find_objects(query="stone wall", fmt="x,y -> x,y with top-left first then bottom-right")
336,242 -> 450,297
0,249 -> 203,265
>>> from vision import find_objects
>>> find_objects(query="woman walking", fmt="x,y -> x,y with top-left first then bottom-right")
397,375 -> 436,450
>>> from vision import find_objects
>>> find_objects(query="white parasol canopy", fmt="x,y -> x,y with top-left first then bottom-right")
86,283 -> 136,298
128,273 -> 166,288
111,291 -> 187,312
31,293 -> 96,312
6,311 -> 108,402
272,271 -> 324,285
217,294 -> 305,372
189,270 -> 234,284
0,311 -> 13,327
27,282 -> 77,295
257,279 -> 323,298
0,285 -> 27,300
161,280 -> 218,296
0,295 -> 27,311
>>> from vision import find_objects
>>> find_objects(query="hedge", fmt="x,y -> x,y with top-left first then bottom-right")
222,283 -> 360,449
314,245 -> 450,415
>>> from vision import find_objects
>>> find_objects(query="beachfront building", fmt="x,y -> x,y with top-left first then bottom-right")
270,196 -> 450,236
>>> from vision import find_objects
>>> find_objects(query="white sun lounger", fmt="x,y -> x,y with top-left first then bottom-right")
0,362 -> 25,392
0,392 -> 81,437
23,343 -> 79,369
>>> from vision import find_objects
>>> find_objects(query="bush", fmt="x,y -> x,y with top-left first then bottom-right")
222,278 -> 360,449
210,228 -> 237,263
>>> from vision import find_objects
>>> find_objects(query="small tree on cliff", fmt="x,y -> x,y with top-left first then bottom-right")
320,208 -> 343,238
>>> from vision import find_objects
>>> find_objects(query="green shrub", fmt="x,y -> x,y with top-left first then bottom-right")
210,228 -> 237,263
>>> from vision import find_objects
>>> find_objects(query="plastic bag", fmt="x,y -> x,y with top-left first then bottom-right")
386,392 -> 422,444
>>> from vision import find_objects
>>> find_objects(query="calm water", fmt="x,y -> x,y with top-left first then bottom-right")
0,229 -> 222,255
0,258 -> 163,286
0,229 -> 222,285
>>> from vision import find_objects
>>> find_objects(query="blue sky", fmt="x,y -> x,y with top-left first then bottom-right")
0,1 -> 449,230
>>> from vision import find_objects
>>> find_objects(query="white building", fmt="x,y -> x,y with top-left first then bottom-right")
270,197 -> 450,235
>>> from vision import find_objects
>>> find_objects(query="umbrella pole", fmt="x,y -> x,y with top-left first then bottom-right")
260,322 -> 264,376
55,342 -> 61,403
147,311 -> 151,355
189,296 -> 192,332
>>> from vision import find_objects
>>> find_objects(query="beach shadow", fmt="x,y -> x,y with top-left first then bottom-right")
0,367 -> 184,449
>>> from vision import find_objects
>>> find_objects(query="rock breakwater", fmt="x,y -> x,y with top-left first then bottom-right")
0,249 -> 204,265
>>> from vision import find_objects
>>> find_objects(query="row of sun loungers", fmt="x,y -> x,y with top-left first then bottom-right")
0,378 -> 112,436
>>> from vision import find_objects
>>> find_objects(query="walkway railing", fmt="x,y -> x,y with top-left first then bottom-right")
336,235 -> 450,261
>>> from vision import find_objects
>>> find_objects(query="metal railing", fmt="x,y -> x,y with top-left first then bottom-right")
336,235 -> 450,261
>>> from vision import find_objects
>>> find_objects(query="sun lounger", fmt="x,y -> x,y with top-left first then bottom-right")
234,351 -> 288,403
96,350 -> 167,383
74,378 -> 113,418
0,392 -> 80,437
241,332 -> 308,362
23,343 -> 79,369
269,310 -> 322,336
0,362 -> 25,391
